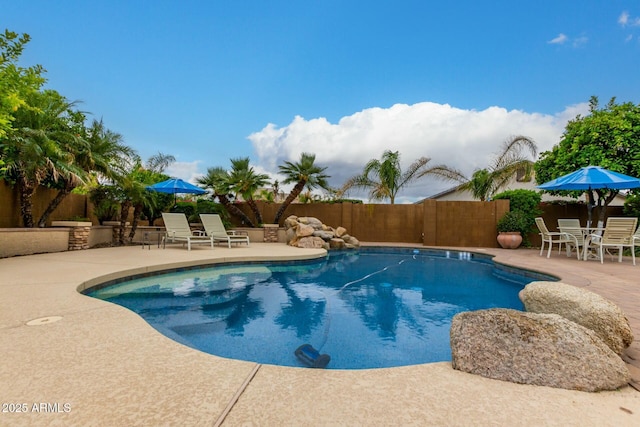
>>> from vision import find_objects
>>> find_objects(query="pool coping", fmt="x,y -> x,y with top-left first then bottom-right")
1,243 -> 639,426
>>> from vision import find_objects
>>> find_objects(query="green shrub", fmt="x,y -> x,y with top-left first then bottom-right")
171,202 -> 197,222
493,189 -> 542,247
623,193 -> 640,220
496,210 -> 530,234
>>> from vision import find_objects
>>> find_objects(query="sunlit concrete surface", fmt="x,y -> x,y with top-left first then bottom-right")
1,243 -> 639,426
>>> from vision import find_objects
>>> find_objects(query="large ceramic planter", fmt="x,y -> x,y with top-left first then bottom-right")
497,231 -> 522,249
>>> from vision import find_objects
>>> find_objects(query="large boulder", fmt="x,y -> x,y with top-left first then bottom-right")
329,238 -> 346,249
298,216 -> 324,230
296,236 -> 326,249
313,230 -> 335,240
450,308 -> 630,392
335,226 -> 347,237
283,215 -> 360,249
296,223 -> 315,237
519,281 -> 633,355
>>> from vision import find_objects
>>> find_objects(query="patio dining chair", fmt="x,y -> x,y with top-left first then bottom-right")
199,214 -> 250,248
162,212 -> 214,251
535,217 -> 572,258
632,224 -> 640,254
557,219 -> 584,260
584,217 -> 637,265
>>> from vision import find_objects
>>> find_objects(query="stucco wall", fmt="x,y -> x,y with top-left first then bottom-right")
0,228 -> 69,258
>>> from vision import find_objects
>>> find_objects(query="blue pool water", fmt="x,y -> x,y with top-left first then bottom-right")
85,248 -> 555,369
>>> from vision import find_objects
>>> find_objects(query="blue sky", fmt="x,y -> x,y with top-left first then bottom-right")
3,1 -> 640,201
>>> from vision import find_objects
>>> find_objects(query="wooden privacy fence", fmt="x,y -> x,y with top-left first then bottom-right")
0,179 -> 627,248
0,180 -> 92,227
236,199 -> 510,247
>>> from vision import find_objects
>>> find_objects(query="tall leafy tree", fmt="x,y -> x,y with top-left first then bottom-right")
228,157 -> 270,225
2,90 -> 83,227
197,166 -> 256,227
535,96 -> 640,224
37,118 -> 135,227
426,135 -> 538,201
274,152 -> 330,224
341,150 -> 438,204
0,30 -> 45,139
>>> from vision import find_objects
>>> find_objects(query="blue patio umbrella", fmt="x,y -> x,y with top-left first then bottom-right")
537,165 -> 640,222
146,178 -> 206,204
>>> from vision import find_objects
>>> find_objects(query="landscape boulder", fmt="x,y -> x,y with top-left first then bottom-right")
450,308 -> 630,392
295,236 -> 327,249
519,281 -> 633,355
284,216 -> 360,250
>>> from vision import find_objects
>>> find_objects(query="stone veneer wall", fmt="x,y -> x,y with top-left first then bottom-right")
263,224 -> 279,243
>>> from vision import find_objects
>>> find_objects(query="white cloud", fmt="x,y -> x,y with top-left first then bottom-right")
572,36 -> 589,47
248,102 -> 589,201
548,33 -> 588,48
619,11 -> 630,26
548,33 -> 568,44
619,11 -> 640,27
165,161 -> 204,184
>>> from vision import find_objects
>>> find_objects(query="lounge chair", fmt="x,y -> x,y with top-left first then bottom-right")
200,214 -> 250,248
161,212 -> 214,251
535,217 -> 571,258
584,217 -> 637,265
557,219 -> 584,259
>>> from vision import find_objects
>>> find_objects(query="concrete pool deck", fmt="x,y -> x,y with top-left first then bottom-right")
1,243 -> 639,426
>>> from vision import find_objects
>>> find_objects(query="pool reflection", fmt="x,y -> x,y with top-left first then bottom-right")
87,249 -> 536,369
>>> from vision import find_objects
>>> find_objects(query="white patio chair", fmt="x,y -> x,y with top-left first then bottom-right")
585,217 -> 637,265
557,218 -> 584,260
200,214 -> 250,248
535,217 -> 571,258
161,212 -> 214,251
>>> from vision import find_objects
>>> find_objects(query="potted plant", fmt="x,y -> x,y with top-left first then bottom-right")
496,210 -> 528,249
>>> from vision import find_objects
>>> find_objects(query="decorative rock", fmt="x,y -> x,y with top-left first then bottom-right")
329,238 -> 346,249
450,308 -> 630,392
285,227 -> 297,243
296,223 -> 315,237
284,216 -> 299,229
519,281 -> 633,355
313,230 -> 335,240
335,226 -> 347,237
283,216 -> 360,250
296,236 -> 326,249
301,217 -> 324,230
343,235 -> 360,246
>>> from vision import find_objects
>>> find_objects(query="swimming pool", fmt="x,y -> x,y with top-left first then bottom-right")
86,247 -> 556,369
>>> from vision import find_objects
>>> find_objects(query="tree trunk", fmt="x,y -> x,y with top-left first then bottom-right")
118,201 -> 131,245
218,194 -> 256,227
128,203 -> 143,242
18,175 -> 36,228
37,181 -> 75,228
273,180 -> 306,224
246,199 -> 263,225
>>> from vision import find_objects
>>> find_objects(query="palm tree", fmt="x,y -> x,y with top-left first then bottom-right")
273,152 -> 330,224
146,152 -> 175,173
2,90 -> 83,227
228,157 -> 270,225
37,119 -> 135,227
341,150 -> 436,204
423,135 -> 538,201
113,165 -> 150,245
140,152 -> 175,226
196,166 -> 256,227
